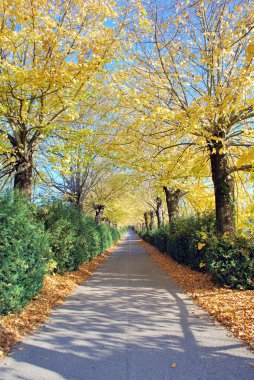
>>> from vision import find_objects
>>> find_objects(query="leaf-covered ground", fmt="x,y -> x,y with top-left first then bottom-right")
1,237 -> 253,361
142,241 -> 254,352
0,246 -> 115,359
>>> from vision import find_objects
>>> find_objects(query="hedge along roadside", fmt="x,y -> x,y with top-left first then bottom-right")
137,213 -> 254,290
0,194 -> 124,315
40,201 -> 123,274
0,193 -> 49,315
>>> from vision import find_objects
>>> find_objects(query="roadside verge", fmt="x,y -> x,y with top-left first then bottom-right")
142,240 -> 254,352
0,240 -> 121,359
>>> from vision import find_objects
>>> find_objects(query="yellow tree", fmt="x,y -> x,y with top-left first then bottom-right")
0,0 -> 124,197
112,0 -> 254,235
39,88 -> 117,209
97,86 -> 214,226
44,144 -> 113,210
85,172 -> 134,219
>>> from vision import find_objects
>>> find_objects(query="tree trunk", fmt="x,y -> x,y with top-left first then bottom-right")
162,209 -> 165,226
68,191 -> 81,210
14,153 -> 33,199
75,191 -> 84,210
94,205 -> 105,224
163,186 -> 182,225
155,196 -> 163,227
149,210 -> 155,230
210,151 -> 235,236
144,211 -> 149,230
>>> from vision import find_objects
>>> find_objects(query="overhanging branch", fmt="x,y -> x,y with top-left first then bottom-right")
228,164 -> 253,176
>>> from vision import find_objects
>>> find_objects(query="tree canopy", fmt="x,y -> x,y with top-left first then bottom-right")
0,0 -> 253,234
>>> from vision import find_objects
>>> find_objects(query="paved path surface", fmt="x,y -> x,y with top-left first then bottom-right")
0,231 -> 253,380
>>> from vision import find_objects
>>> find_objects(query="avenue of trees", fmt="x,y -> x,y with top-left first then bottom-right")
0,0 -> 254,313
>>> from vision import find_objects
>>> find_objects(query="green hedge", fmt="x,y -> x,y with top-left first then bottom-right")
0,194 -> 49,315
206,235 -> 254,289
0,196 -> 123,315
140,214 -> 215,271
41,202 -> 90,274
98,223 -> 113,253
82,215 -> 102,260
110,226 -> 121,244
138,213 -> 254,290
40,202 -> 122,274
168,213 -> 215,271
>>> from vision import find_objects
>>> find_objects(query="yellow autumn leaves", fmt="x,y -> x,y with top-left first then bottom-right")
197,232 -> 207,269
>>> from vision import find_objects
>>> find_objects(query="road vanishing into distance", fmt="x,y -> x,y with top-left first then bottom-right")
0,231 -> 253,380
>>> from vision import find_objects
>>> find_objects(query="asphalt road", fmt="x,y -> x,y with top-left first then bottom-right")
0,231 -> 253,380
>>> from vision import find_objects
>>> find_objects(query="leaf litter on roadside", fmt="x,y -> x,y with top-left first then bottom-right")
0,245 -> 118,358
142,241 -> 254,352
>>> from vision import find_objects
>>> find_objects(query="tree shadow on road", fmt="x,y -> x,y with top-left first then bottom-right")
1,233 -> 253,379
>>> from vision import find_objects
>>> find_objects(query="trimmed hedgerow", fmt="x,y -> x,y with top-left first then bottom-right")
0,196 -> 123,315
40,202 -> 89,274
81,215 -> 102,260
110,227 -> 121,244
206,235 -> 254,289
40,201 -> 122,274
98,223 -> 114,253
138,212 -> 254,290
167,213 -> 215,270
140,213 -> 215,271
0,193 -> 49,315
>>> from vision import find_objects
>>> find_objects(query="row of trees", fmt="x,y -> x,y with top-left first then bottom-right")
105,0 -> 254,236
0,0 -> 253,236
0,0 -> 145,225
141,188 -> 186,231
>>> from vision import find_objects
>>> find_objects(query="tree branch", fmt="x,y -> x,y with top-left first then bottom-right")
228,164 -> 253,176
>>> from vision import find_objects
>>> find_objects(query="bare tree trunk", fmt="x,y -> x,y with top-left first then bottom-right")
155,196 -> 163,227
149,210 -> 155,230
68,190 -> 83,210
163,186 -> 183,226
8,125 -> 35,200
14,152 -> 33,200
210,150 -> 235,236
94,204 -> 105,224
74,190 -> 82,210
144,211 -> 149,230
162,208 -> 165,226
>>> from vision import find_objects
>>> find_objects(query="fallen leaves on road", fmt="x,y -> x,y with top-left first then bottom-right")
142,241 -> 254,352
0,245 -> 117,358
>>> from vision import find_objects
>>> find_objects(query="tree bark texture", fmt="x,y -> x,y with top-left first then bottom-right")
144,211 -> 149,230
163,186 -> 182,225
210,151 -> 235,236
68,190 -> 83,210
149,210 -> 155,230
155,196 -> 163,227
94,205 -> 105,224
162,209 -> 165,226
14,152 -> 33,200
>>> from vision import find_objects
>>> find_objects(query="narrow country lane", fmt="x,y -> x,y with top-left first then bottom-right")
0,231 -> 253,380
